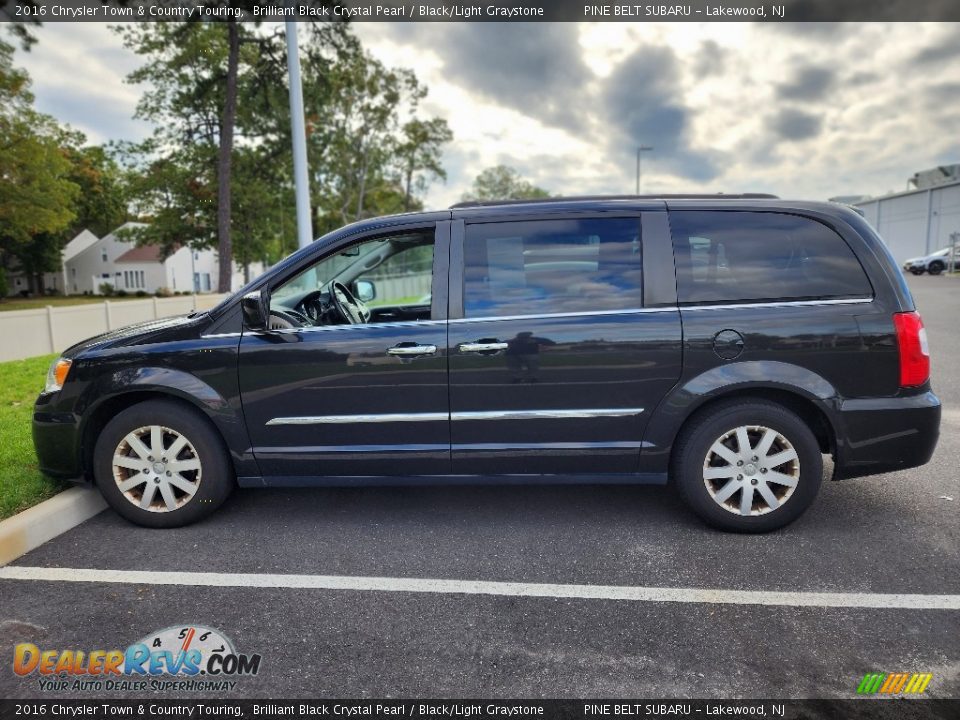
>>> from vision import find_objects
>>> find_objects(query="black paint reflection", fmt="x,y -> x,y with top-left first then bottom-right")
505,331 -> 556,383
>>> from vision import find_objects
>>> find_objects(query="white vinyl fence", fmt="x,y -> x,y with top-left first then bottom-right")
367,273 -> 432,305
0,294 -> 228,362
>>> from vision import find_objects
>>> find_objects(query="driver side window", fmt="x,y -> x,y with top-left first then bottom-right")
269,230 -> 436,329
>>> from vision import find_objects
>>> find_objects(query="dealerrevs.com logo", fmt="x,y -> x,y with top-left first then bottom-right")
13,625 -> 261,693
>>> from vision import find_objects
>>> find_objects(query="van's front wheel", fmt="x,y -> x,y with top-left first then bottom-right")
673,400 -> 822,532
93,400 -> 234,528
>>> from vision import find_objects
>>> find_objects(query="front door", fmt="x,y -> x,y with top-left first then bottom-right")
447,213 -> 682,475
239,222 -> 450,481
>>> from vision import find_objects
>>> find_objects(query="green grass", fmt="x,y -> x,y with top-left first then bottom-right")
0,354 -> 67,519
0,295 -> 160,312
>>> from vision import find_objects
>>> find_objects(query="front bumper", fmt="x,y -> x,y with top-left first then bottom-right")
33,393 -> 86,483
833,391 -> 941,479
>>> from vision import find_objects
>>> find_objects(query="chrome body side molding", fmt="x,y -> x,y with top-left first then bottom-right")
266,408 -> 646,426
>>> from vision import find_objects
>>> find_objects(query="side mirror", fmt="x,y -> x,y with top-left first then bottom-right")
241,289 -> 269,330
355,280 -> 376,302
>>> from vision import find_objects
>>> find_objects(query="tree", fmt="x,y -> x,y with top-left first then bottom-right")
116,18 -> 297,291
118,139 -> 218,260
0,39 -> 79,293
231,147 -> 295,282
462,165 -> 551,202
304,34 -> 452,233
397,118 -> 453,212
118,20 -> 451,275
0,2 -> 41,49
21,143 -> 128,294
61,145 -> 128,237
117,18 -> 339,292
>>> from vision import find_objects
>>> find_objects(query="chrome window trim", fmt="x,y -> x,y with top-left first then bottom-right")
451,307 -> 674,324
248,317 -> 447,337
266,408 -> 645,426
679,297 -> 873,312
201,331 -> 244,339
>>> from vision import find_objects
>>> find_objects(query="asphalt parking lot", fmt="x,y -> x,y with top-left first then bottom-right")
1,275 -> 957,700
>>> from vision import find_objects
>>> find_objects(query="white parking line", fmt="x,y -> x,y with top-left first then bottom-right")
1,566 -> 958,610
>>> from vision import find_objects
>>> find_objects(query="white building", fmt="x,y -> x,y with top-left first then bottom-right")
5,228 -> 100,296
5,223 -> 262,296
853,176 -> 960,264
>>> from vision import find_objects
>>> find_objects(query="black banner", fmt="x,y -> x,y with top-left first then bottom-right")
2,0 -> 960,23
1,700 -> 960,720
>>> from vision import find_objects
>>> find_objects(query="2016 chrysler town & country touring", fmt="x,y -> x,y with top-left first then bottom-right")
33,196 -> 941,532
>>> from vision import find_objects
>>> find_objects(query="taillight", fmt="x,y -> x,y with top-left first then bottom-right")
893,311 -> 930,388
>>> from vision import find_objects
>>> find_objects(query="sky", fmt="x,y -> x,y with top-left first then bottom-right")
12,21 -> 960,211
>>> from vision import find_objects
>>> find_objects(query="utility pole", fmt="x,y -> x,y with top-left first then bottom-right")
286,19 -> 313,250
636,145 -> 653,194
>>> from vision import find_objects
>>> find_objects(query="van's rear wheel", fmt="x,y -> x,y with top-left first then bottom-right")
93,400 -> 234,528
673,400 -> 822,532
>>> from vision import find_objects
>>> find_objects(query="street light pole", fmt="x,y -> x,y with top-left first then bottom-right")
285,19 -> 312,250
636,145 -> 653,194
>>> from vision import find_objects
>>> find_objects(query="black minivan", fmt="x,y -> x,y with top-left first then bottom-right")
33,196 -> 940,532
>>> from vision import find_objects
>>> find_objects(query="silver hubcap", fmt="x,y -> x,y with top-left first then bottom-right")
702,425 -> 800,516
111,425 -> 202,513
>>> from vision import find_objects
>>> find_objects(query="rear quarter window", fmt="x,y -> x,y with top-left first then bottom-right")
670,211 -> 872,304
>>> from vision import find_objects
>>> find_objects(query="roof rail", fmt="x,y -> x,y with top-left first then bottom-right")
449,193 -> 779,209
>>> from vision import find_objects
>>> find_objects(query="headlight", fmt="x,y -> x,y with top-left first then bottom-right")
44,358 -> 72,393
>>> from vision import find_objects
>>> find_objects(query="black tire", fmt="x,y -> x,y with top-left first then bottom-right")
927,261 -> 944,276
910,268 -> 925,276
93,399 -> 234,528
672,400 -> 822,533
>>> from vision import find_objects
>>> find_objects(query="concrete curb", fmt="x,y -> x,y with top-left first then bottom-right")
0,487 -> 106,566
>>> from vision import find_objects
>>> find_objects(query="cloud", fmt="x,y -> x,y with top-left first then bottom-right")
766,22 -> 847,37
777,66 -> 836,101
17,20 -> 960,211
847,70 -> 880,86
694,40 -> 727,77
13,23 -> 149,144
767,108 -> 823,141
600,46 -> 720,182
33,88 -> 153,145
397,23 -> 592,133
912,27 -> 960,64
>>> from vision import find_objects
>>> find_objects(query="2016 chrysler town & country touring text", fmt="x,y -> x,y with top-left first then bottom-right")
33,196 -> 941,532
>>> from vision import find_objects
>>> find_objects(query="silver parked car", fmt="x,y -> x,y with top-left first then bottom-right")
903,247 -> 957,275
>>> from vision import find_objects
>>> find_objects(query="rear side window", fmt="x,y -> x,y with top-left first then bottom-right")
671,211 -> 872,304
463,218 -> 642,318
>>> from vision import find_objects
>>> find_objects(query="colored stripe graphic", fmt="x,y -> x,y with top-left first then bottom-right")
857,673 -> 885,694
857,672 -> 932,694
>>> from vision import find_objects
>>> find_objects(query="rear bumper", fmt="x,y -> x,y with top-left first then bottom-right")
833,391 -> 941,479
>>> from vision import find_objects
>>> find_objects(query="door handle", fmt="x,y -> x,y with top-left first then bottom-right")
387,344 -> 437,357
459,341 -> 509,353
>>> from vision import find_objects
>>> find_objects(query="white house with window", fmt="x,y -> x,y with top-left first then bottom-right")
110,242 -> 217,294
5,228 -> 100,296
5,223 -> 262,296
